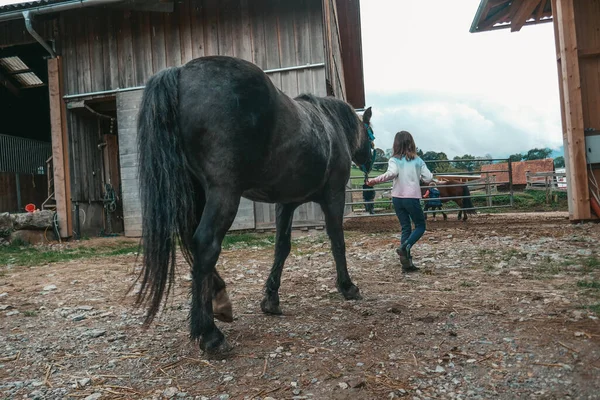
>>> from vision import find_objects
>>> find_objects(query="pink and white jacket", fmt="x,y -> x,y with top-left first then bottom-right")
370,156 -> 433,199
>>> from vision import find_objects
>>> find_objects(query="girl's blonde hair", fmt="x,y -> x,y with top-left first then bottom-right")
393,131 -> 417,161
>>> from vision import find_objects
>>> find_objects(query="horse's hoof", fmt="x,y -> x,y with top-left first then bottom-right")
213,288 -> 233,323
200,330 -> 232,356
341,285 -> 362,301
260,296 -> 282,315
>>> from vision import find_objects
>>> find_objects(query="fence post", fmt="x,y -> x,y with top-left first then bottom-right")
15,173 -> 22,212
508,160 -> 514,207
485,173 -> 492,207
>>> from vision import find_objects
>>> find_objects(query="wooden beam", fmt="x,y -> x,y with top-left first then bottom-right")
478,4 -> 511,31
553,0 -> 591,221
0,68 -> 21,97
511,0 -> 543,32
535,0 -> 548,22
48,57 -> 73,238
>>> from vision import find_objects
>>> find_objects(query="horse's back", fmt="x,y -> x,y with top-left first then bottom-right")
176,57 -> 281,177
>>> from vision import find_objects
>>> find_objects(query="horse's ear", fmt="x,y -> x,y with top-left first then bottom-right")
363,107 -> 372,124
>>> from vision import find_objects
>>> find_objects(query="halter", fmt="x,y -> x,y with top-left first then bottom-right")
359,123 -> 377,175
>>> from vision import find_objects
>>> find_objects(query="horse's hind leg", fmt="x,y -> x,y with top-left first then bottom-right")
261,203 -> 299,315
190,190 -> 240,354
320,192 -> 362,301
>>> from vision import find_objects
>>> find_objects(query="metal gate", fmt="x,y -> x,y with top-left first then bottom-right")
345,158 -> 514,218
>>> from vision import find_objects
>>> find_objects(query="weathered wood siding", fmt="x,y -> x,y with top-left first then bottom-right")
115,90 -> 142,237
66,113 -> 106,202
0,172 -> 48,213
322,0 -> 346,99
0,17 -> 55,48
573,0 -> 600,134
57,0 -> 326,97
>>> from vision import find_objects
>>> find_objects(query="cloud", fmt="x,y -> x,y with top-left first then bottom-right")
367,92 -> 563,158
360,0 -> 563,159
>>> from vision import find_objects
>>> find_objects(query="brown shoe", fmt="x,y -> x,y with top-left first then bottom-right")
396,246 -> 411,268
402,259 -> 420,273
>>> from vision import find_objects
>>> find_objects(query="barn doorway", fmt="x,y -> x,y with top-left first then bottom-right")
66,96 -> 124,237
0,42 -> 53,213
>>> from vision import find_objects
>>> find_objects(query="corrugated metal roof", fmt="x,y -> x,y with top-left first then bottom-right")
0,0 -> 72,13
13,71 -> 43,86
0,56 -> 28,71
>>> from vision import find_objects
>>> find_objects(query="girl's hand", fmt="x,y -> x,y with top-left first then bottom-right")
366,179 -> 375,187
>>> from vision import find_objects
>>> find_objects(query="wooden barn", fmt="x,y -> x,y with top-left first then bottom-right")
0,0 -> 366,238
470,0 -> 600,221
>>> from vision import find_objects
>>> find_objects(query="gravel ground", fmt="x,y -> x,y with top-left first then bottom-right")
1,212 -> 599,400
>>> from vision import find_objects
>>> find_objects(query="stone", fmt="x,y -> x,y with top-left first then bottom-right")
84,394 -> 102,400
338,382 -> 349,389
6,310 -> 19,316
78,378 -> 91,387
43,285 -> 57,292
13,210 -> 54,230
87,329 -> 106,338
163,387 -> 178,398
10,230 -> 46,245
0,212 -> 14,233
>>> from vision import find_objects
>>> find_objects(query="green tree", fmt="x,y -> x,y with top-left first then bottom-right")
452,154 -> 476,171
374,148 -> 388,171
524,147 -> 552,161
422,151 -> 450,173
554,156 -> 565,168
509,153 -> 524,162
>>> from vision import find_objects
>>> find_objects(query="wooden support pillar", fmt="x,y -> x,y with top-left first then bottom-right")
48,57 -> 73,238
551,0 -> 591,221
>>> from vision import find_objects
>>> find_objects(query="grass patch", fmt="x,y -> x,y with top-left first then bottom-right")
221,233 -> 275,250
0,242 -> 140,267
23,311 -> 37,317
583,255 -> 600,272
582,304 -> 600,314
577,280 -> 600,290
460,281 -> 479,287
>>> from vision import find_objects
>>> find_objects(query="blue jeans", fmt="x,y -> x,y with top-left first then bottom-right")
392,197 -> 426,248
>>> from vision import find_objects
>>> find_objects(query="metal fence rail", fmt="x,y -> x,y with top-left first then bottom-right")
346,158 -> 514,217
0,134 -> 51,175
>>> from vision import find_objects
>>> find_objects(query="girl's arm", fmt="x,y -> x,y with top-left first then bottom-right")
420,159 -> 434,183
367,159 -> 398,185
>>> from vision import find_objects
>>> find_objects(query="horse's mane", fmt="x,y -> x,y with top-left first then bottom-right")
295,93 -> 362,152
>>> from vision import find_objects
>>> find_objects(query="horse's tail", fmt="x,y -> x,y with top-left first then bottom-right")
135,66 -> 198,323
462,185 -> 476,214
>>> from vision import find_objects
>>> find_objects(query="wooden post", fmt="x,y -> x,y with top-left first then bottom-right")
552,0 -> 591,221
15,173 -> 22,211
48,57 -> 73,238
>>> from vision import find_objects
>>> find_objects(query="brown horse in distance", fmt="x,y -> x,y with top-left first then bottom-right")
421,179 -> 476,221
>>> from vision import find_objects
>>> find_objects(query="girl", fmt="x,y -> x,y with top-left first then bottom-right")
367,131 -> 433,272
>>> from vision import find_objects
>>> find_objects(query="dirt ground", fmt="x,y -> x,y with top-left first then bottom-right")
1,212 -> 600,400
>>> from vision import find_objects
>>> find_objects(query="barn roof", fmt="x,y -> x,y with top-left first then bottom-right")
0,0 -> 72,13
470,0 -> 553,33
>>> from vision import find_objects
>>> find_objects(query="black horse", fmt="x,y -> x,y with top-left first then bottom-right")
135,56 -> 374,355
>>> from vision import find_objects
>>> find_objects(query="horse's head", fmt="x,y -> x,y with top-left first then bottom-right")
354,107 -> 374,173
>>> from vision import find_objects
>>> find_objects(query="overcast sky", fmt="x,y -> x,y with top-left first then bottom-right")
0,0 -> 563,158
360,0 -> 563,158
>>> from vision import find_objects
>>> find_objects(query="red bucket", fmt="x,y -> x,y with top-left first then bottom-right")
25,203 -> 36,213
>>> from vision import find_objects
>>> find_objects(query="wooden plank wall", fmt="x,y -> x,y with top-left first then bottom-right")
0,17 -> 55,48
58,0 -> 327,97
67,113 -> 105,202
322,0 -> 346,100
115,90 -> 142,237
573,0 -> 600,134
0,172 -> 47,212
